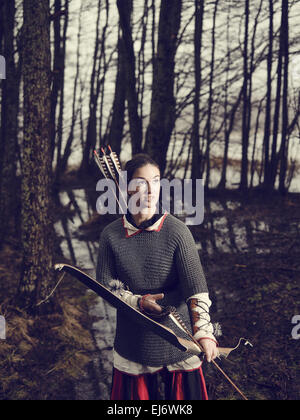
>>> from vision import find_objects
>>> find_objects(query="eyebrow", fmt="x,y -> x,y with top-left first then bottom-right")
133,175 -> 160,180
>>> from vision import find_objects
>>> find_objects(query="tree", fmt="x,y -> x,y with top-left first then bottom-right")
80,0 -> 103,174
204,0 -> 219,189
191,0 -> 205,181
51,0 -> 69,184
144,0 -> 182,175
59,0 -> 83,176
17,0 -> 56,312
106,34 -> 126,156
0,0 -> 19,249
263,0 -> 274,189
117,0 -> 143,155
278,0 -> 289,194
240,0 -> 250,191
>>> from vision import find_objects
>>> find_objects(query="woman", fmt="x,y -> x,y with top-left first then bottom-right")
96,154 -> 218,400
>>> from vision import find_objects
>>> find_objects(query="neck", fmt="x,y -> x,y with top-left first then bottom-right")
131,208 -> 156,227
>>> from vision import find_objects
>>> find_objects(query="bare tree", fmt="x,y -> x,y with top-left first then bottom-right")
144,0 -> 182,175
218,0 -> 233,190
278,0 -> 289,194
268,0 -> 286,191
263,0 -> 274,189
191,0 -> 204,181
80,0 -> 104,173
240,0 -> 250,191
117,0 -> 143,155
204,0 -> 219,189
60,0 -> 83,176
106,33 -> 126,156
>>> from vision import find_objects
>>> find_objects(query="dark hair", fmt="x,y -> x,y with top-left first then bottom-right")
124,154 -> 160,183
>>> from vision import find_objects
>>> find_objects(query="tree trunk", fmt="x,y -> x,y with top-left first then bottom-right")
205,0 -> 219,189
263,0 -> 274,188
60,0 -> 83,175
269,13 -> 283,189
117,0 -> 142,155
218,1 -> 231,190
54,0 -> 69,183
191,0 -> 204,181
18,0 -> 56,312
278,0 -> 289,194
250,96 -> 264,188
107,35 -> 126,156
246,0 -> 263,189
50,0 -> 64,163
137,0 -> 149,123
80,0 -> 102,174
144,0 -> 182,175
240,0 -> 250,191
0,0 -> 19,249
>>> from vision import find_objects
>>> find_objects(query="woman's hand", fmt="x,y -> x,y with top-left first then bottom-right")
199,338 -> 219,363
139,293 -> 164,314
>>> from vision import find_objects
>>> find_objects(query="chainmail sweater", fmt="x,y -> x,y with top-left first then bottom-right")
96,213 -> 209,367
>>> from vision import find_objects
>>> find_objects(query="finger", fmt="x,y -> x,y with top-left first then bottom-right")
205,346 -> 215,363
211,346 -> 219,361
145,301 -> 163,314
201,346 -> 211,363
211,350 -> 217,361
206,351 -> 212,363
152,302 -> 163,313
151,293 -> 164,301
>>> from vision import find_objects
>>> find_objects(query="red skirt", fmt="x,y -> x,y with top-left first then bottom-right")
111,367 -> 208,400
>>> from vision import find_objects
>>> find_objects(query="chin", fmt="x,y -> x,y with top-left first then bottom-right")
141,201 -> 158,212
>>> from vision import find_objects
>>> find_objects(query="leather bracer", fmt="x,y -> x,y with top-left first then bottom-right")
188,294 -> 218,343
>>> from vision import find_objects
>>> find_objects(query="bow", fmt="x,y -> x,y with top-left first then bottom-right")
54,263 -> 251,400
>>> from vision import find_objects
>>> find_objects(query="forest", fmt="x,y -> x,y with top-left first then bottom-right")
0,0 -> 299,401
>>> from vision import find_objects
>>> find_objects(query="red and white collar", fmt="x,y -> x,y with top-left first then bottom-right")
122,212 -> 168,238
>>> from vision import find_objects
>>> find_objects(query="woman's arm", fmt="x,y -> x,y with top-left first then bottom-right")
174,223 -> 219,361
187,292 -> 216,342
187,293 -> 219,362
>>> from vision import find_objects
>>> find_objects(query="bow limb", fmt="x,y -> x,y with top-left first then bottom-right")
218,338 -> 253,359
168,311 -> 250,400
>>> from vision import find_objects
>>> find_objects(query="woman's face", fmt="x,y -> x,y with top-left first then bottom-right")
128,164 -> 161,212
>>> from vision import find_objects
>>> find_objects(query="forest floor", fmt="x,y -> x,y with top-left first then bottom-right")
0,244 -> 98,400
195,189 -> 300,400
0,185 -> 299,400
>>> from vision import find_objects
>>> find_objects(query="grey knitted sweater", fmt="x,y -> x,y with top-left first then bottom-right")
96,213 -> 208,367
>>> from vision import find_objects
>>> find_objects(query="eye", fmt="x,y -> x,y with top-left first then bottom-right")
136,179 -> 147,187
152,178 -> 160,185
